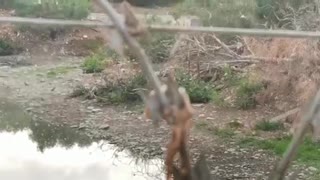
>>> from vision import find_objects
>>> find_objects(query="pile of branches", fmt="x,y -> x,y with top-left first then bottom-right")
165,33 -> 272,81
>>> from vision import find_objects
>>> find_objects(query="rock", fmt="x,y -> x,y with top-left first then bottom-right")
26,108 -> 33,112
99,124 -> 110,130
87,106 -> 94,110
78,123 -> 86,130
92,108 -> 101,113
193,104 -> 204,107
70,125 -> 78,128
308,167 -> 317,171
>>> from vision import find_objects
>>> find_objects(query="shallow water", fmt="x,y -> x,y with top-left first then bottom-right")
0,99 -> 165,180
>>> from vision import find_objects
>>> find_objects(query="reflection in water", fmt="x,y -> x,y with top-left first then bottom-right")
0,99 -> 165,180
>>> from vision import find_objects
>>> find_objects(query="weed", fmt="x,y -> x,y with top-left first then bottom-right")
211,91 -> 226,106
173,0 -> 259,28
14,0 -> 89,20
81,51 -> 110,74
175,70 -> 217,103
255,120 -> 284,131
235,78 -> 263,109
69,85 -> 88,98
81,38 -> 105,53
138,32 -> 175,63
46,66 -> 75,78
195,122 -> 209,130
94,73 -> 147,104
222,65 -> 240,86
239,136 -> 320,171
213,127 -> 236,138
195,122 -> 236,138
0,39 -> 16,56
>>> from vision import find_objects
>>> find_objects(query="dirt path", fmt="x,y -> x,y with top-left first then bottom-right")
0,56 -> 315,180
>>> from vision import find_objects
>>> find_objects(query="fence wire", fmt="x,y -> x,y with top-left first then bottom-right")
2,16 -> 320,38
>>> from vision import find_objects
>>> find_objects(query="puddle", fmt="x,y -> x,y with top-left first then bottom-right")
0,99 -> 165,180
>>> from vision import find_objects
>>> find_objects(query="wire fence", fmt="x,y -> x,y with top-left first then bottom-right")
3,16 -> 320,38
1,0 -> 320,180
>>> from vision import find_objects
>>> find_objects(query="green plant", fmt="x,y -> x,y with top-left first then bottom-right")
222,65 -> 240,86
235,79 -> 263,109
82,52 -> 110,74
137,32 -> 175,63
255,120 -> 284,131
69,85 -> 89,98
174,0 -> 259,28
213,127 -> 236,138
239,136 -> 320,172
14,0 -> 89,20
94,73 -> 147,104
46,66 -> 76,78
211,90 -> 226,107
255,0 -> 312,29
0,39 -> 15,56
0,0 -> 15,9
175,70 -> 217,103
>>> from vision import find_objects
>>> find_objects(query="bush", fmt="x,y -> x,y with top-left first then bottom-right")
255,0 -> 312,29
94,73 -> 147,104
255,120 -> 284,131
13,0 -> 89,19
174,0 -> 259,28
175,70 -> 217,103
0,40 -> 15,56
235,79 -> 263,109
110,0 -> 182,7
128,32 -> 175,63
82,51 -> 110,74
0,0 -> 15,9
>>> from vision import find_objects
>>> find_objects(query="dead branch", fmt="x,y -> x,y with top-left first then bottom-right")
269,89 -> 320,180
269,108 -> 300,123
211,35 -> 241,59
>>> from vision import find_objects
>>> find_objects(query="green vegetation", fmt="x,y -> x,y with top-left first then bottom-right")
93,73 -> 147,104
47,66 -> 76,78
213,127 -> 236,138
81,51 -> 111,74
240,136 -> 320,175
130,32 -> 175,63
255,120 -> 284,131
255,0 -> 310,29
81,38 -> 106,53
0,39 -> 18,56
175,70 -> 218,103
174,0 -> 258,28
12,0 -> 90,39
0,0 -> 15,9
234,78 -> 263,109
13,0 -> 89,19
195,122 -> 236,138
